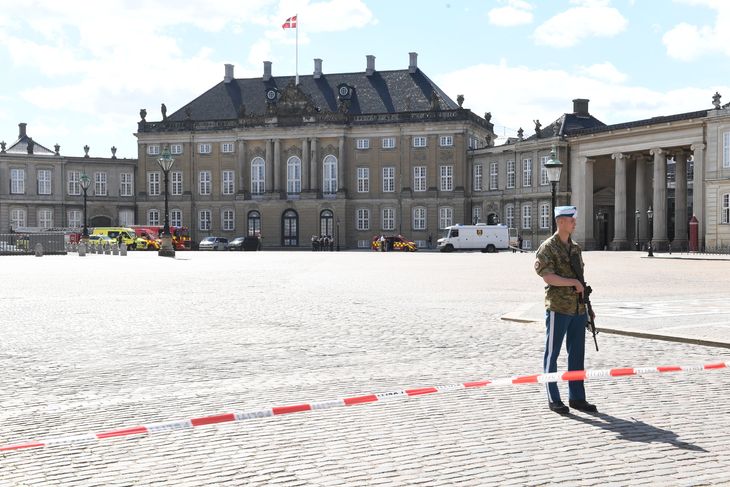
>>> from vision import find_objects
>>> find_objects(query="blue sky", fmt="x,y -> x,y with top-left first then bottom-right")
1,0 -> 729,159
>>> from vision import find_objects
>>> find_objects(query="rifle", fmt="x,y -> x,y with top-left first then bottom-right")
569,253 -> 599,352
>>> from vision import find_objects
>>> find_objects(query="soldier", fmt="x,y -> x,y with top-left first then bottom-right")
534,206 -> 597,415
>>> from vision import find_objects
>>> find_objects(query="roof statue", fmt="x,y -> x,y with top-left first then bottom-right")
712,92 -> 721,109
139,108 -> 147,122
27,137 -> 34,154
161,103 -> 167,120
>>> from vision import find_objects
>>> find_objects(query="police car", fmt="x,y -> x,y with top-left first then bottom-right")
370,235 -> 418,252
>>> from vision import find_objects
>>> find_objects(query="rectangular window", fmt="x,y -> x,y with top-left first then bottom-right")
439,207 -> 453,229
506,205 -> 515,228
382,167 -> 395,192
540,203 -> 551,229
382,137 -> 396,149
170,144 -> 183,155
724,132 -> 730,168
522,239 -> 532,250
147,172 -> 161,196
413,166 -> 427,192
251,160 -> 265,195
221,142 -> 235,153
356,208 -> 370,231
68,210 -> 82,228
357,167 -> 370,193
468,136 -> 479,149
540,156 -> 550,185
507,160 -> 516,189
222,170 -> 235,195
222,209 -> 235,231
199,171 -> 211,195
120,173 -> 133,196
10,208 -> 26,229
37,169 -> 52,195
147,145 -> 160,155
490,162 -> 498,190
287,159 -> 301,194
147,209 -> 160,226
118,209 -> 134,227
522,204 -> 532,230
170,209 -> 182,227
522,158 -> 532,188
473,164 -> 483,191
382,208 -> 395,231
356,139 -> 370,150
199,210 -> 211,231
440,165 -> 453,191
10,168 -> 25,194
413,207 -> 426,230
723,193 -> 730,224
67,171 -> 80,195
171,171 -> 183,196
413,136 -> 427,148
472,206 -> 482,225
94,172 -> 107,196
198,143 -> 212,154
439,135 -> 453,147
38,209 -> 53,228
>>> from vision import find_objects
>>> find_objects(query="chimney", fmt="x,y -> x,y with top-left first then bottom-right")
224,64 -> 234,83
263,61 -> 272,81
366,55 -> 375,76
409,52 -> 418,74
19,123 -> 27,138
313,58 -> 322,79
573,98 -> 589,116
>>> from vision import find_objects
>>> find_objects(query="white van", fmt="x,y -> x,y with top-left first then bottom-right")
437,224 -> 511,253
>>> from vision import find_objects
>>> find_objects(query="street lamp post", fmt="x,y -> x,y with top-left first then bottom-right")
635,210 -> 640,251
336,218 -> 340,251
544,144 -> 563,234
647,206 -> 654,257
80,173 -> 91,240
157,147 -> 176,257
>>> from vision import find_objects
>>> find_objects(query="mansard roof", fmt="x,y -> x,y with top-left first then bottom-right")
567,109 -> 708,137
5,136 -> 55,156
524,112 -> 606,141
165,68 -> 459,122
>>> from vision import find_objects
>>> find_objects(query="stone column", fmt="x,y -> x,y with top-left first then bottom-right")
265,139 -> 273,192
338,136 -> 345,192
274,139 -> 281,194
650,147 -> 668,250
635,155 -> 648,245
691,142 -> 705,250
302,138 -> 309,192
310,138 -> 318,193
570,155 -> 595,249
611,152 -> 628,250
238,140 -> 247,195
673,150 -> 689,249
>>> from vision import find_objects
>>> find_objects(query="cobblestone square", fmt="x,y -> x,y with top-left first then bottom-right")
1,251 -> 729,486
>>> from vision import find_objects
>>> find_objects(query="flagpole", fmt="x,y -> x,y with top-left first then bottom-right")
295,13 -> 299,85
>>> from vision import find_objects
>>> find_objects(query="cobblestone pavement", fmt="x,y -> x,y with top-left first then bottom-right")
1,251 -> 729,486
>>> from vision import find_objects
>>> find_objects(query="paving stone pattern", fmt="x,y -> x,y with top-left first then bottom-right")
0,251 -> 729,486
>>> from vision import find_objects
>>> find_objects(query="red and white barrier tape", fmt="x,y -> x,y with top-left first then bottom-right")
1,361 -> 726,452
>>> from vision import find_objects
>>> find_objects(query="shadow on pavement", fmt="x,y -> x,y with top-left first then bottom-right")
568,411 -> 708,452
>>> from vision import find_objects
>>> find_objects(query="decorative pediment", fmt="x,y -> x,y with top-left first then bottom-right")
323,144 -> 338,157
284,145 -> 302,158
277,80 -> 318,116
250,146 -> 265,158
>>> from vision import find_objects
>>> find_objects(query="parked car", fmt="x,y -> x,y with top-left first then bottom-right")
199,236 -> 228,250
228,237 -> 246,251
370,235 -> 418,252
242,236 -> 262,251
87,235 -> 116,248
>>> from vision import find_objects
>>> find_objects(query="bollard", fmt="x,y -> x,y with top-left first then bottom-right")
104,243 -> 111,255
112,243 -> 119,256
78,243 -> 87,256
120,243 -> 127,256
34,243 -> 44,257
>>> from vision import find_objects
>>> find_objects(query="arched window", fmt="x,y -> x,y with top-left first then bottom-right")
323,155 -> 337,194
287,156 -> 301,194
320,209 -> 334,236
247,210 -> 261,236
251,157 -> 265,195
282,209 -> 298,246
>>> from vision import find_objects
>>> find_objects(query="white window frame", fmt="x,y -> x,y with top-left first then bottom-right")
723,193 -> 730,224
170,144 -> 183,155
382,167 -> 395,193
439,135 -> 453,147
287,156 -> 302,194
148,171 -> 161,196
68,209 -> 82,229
147,145 -> 160,156
540,203 -> 551,229
413,207 -> 426,230
199,171 -> 211,195
413,136 -> 427,148
540,156 -> 550,186
724,132 -> 730,168
323,155 -> 338,194
10,208 -> 26,229
490,162 -> 498,190
382,207 -> 395,231
507,160 -> 516,189
94,172 -> 107,196
118,209 -> 134,227
472,206 -> 482,225
10,168 -> 25,194
522,204 -> 532,230
440,165 -> 453,191
171,171 -> 183,196
356,208 -> 370,231
170,209 -> 182,227
38,208 -> 53,228
473,164 -> 483,191
199,210 -> 211,231
120,172 -> 133,196
222,209 -> 235,231
505,204 -> 515,228
439,207 -> 453,229
37,169 -> 52,195
522,158 -> 532,188
67,171 -> 80,196
222,170 -> 235,195
147,209 -> 160,226
356,139 -> 370,150
382,137 -> 396,149
413,166 -> 427,192
357,167 -> 370,193
221,142 -> 235,153
251,157 -> 265,195
198,143 -> 212,154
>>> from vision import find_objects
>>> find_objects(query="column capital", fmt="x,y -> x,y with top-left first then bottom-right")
649,147 -> 664,156
577,156 -> 594,165
690,142 -> 705,152
611,152 -> 626,160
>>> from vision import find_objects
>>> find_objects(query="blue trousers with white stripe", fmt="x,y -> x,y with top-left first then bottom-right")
543,310 -> 587,403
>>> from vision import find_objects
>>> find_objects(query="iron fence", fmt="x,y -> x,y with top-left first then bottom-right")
0,233 -> 68,255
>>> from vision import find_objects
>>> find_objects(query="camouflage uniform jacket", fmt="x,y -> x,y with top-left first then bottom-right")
534,234 -> 586,315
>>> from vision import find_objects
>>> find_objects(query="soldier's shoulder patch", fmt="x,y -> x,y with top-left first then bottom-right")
534,260 -> 541,270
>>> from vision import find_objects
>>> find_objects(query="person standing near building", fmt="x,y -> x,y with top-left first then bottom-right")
533,206 -> 597,415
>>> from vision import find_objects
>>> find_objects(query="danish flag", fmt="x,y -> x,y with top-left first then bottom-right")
282,15 -> 297,29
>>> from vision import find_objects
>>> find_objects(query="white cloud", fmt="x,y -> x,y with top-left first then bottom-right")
533,1 -> 628,47
577,62 -> 627,83
488,0 -> 534,27
662,2 -> 730,61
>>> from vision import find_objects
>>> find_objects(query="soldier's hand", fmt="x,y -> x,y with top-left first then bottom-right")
573,279 -> 584,296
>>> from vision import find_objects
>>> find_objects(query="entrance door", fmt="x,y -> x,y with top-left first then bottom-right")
282,209 -> 298,247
